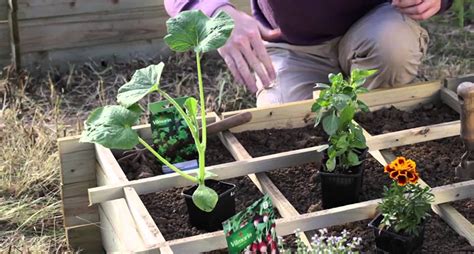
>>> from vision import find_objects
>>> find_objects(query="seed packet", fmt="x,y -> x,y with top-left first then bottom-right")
223,195 -> 278,254
148,97 -> 198,165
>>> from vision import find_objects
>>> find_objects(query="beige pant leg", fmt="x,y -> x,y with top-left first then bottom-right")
256,39 -> 341,107
338,3 -> 429,89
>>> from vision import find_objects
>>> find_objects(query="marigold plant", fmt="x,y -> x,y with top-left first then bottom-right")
378,157 -> 434,236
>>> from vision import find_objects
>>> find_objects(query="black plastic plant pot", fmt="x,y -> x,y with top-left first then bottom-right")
182,179 -> 237,231
368,214 -> 426,254
319,164 -> 364,209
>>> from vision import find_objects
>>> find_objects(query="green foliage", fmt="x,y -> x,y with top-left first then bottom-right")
379,182 -> 434,236
117,63 -> 165,108
312,69 -> 376,172
164,10 -> 234,53
81,10 -> 234,212
80,105 -> 140,150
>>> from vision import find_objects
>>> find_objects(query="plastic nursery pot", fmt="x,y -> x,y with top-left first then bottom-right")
319,149 -> 368,209
182,179 -> 237,231
368,214 -> 426,254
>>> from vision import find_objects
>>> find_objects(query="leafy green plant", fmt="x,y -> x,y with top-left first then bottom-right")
311,69 -> 376,172
379,157 -> 434,236
80,10 -> 234,212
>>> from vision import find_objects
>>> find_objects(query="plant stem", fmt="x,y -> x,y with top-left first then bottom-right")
196,52 -> 207,184
138,137 -> 198,183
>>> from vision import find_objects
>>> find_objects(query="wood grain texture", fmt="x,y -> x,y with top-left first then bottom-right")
0,21 -> 10,67
0,0 -> 7,20
66,223 -> 103,253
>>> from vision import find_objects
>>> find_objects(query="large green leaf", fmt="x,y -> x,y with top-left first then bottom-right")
80,105 -> 141,149
164,10 -> 234,53
117,63 -> 165,108
322,111 -> 339,136
192,184 -> 219,212
339,103 -> 355,127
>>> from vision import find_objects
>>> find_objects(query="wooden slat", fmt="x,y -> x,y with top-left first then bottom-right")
97,163 -> 151,253
18,6 -> 167,53
124,187 -> 173,253
445,75 -> 474,91
366,120 -> 460,151
440,87 -> 461,113
16,0 -> 160,20
217,125 -> 313,247
88,145 -> 327,205
0,21 -> 10,67
163,180 -> 474,253
0,0 -> 7,20
65,223 -> 102,253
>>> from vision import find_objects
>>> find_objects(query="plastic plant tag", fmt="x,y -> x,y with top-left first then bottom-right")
223,195 -> 278,254
162,159 -> 198,174
149,97 -> 198,165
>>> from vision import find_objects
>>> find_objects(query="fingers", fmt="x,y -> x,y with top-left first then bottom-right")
394,0 -> 441,20
259,24 -> 282,41
219,48 -> 244,85
229,51 -> 258,93
392,0 -> 424,8
238,38 -> 272,88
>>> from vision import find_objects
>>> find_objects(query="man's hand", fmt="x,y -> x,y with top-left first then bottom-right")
216,6 -> 281,93
392,0 -> 441,20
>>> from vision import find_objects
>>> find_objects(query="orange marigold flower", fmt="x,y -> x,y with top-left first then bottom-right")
384,164 -> 395,173
389,171 -> 399,179
408,173 -> 419,184
398,170 -> 408,176
396,157 -> 406,166
397,175 -> 408,186
406,159 -> 416,170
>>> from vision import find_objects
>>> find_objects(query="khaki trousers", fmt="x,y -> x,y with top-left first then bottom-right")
256,3 -> 429,107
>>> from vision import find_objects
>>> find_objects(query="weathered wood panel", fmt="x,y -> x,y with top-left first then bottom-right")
18,7 -> 167,53
0,21 -> 10,67
0,0 -> 7,20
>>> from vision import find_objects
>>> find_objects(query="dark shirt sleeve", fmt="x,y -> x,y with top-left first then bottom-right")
164,0 -> 232,17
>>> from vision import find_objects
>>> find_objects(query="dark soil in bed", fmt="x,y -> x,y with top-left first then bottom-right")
355,103 -> 459,135
234,124 -> 328,157
115,136 -> 264,241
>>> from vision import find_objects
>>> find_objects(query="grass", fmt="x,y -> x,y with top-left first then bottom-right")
0,10 -> 472,253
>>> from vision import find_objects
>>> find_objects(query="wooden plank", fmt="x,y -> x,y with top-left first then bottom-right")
217,126 -> 313,247
440,87 -> 461,113
16,0 -> 251,20
124,187 -> 172,253
88,145 -> 327,204
18,6 -> 167,54
97,163 -> 152,253
65,223 -> 102,253
16,0 -> 160,20
21,37 -> 170,68
366,120 -> 460,151
163,180 -> 474,253
62,194 -> 99,227
0,0 -> 7,20
445,75 -> 474,91
8,0 -> 19,69
0,21 -> 10,67
95,144 -> 127,182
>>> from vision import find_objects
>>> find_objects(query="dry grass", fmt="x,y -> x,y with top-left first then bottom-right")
0,10 -> 472,253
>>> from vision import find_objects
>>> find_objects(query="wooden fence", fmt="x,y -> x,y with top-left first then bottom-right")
0,0 -> 251,69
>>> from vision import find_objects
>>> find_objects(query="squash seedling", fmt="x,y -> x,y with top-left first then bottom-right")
80,10 -> 234,212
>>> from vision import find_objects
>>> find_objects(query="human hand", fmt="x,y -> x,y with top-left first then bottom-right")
392,0 -> 441,20
216,6 -> 281,93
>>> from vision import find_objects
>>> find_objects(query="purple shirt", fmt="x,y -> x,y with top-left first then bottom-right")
165,0 -> 453,45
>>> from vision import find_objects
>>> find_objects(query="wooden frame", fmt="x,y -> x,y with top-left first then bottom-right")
58,78 -> 474,253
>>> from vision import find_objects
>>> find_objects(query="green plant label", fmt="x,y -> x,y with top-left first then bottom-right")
149,97 -> 197,164
223,195 -> 278,254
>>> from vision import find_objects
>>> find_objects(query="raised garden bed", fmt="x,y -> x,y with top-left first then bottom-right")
58,78 -> 474,253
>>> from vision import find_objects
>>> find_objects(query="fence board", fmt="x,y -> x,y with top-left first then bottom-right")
0,0 -> 7,20
0,21 -> 10,67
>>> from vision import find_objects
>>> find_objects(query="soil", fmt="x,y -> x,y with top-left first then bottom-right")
115,136 -> 235,180
115,136 -> 264,241
234,124 -> 328,157
355,103 -> 459,135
